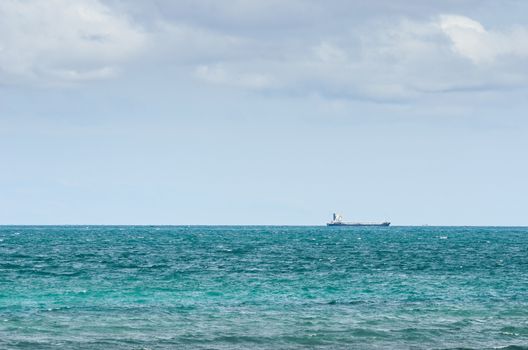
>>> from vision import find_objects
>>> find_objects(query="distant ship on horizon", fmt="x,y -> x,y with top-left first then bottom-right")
327,213 -> 390,227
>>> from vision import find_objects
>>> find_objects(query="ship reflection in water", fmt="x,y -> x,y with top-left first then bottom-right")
327,213 -> 390,227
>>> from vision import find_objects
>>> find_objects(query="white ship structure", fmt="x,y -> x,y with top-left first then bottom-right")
327,213 -> 390,227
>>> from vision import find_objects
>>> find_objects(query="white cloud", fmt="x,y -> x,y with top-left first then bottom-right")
439,14 -> 528,64
51,67 -> 118,81
190,14 -> 528,100
3,0 -> 528,100
0,0 -> 145,84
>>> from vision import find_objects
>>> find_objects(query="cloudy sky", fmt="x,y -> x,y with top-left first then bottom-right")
1,0 -> 528,225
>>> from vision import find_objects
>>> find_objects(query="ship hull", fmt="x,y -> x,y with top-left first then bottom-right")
327,222 -> 390,227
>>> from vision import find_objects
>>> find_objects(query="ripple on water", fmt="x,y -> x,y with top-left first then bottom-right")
1,226 -> 528,349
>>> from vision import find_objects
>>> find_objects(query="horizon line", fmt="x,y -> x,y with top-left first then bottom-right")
1,224 -> 528,228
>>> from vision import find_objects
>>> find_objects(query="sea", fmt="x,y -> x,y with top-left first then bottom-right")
1,225 -> 527,349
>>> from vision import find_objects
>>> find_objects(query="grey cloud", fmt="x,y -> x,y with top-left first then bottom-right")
102,0 -> 528,100
3,0 -> 528,100
0,0 -> 145,85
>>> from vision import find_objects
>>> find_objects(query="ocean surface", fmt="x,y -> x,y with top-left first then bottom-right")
1,226 -> 528,349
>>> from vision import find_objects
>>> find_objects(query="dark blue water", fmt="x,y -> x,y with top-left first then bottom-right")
1,226 -> 528,349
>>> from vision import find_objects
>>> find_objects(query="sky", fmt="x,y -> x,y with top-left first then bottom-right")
1,0 -> 528,225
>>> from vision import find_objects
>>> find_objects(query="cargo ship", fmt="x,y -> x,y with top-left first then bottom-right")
327,213 -> 390,227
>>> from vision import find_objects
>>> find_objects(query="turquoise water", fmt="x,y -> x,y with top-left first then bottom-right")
1,226 -> 528,349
